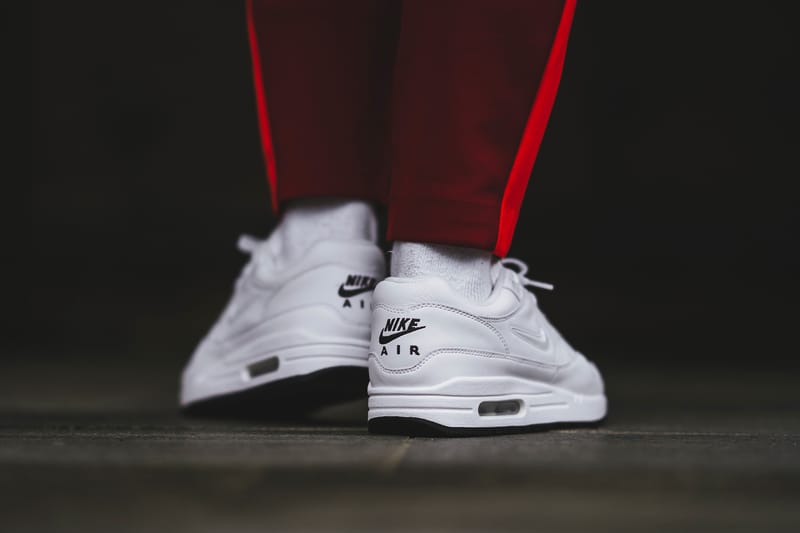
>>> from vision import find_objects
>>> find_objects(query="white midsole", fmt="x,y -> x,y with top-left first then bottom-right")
181,342 -> 368,406
368,377 -> 606,428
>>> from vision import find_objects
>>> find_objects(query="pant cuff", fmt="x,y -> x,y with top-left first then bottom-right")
387,195 -> 500,253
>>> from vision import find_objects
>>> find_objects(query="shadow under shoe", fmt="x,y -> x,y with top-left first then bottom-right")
182,367 -> 368,422
368,416 -> 606,438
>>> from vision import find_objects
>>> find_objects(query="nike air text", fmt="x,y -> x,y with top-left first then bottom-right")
378,317 -> 425,355
339,274 -> 377,308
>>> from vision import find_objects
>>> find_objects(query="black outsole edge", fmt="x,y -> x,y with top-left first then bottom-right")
182,366 -> 368,421
368,416 -> 606,438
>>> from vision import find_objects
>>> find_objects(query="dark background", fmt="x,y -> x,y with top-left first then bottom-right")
15,1 -> 800,405
6,3 -> 800,531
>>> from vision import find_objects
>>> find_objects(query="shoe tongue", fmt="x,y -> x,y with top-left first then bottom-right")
248,235 -> 282,280
490,260 -> 504,287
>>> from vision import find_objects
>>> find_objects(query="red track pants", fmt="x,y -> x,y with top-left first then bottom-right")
247,0 -> 576,256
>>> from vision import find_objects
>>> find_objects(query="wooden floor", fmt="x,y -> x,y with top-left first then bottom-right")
1,355 -> 797,532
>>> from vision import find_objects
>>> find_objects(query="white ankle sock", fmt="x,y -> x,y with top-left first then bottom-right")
272,199 -> 378,264
390,241 -> 493,302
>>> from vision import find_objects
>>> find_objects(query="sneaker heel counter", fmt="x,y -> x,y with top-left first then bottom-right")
369,305 -> 432,373
368,300 -> 503,385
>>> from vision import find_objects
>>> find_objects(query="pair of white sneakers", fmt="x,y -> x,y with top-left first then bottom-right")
180,236 -> 606,435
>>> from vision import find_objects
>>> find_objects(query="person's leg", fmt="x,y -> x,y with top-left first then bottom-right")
369,0 -> 605,435
247,0 -> 397,211
181,1 -> 398,414
388,0 -> 576,257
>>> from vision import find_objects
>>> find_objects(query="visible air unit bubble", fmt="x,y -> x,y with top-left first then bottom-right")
478,399 -> 522,416
247,356 -> 279,378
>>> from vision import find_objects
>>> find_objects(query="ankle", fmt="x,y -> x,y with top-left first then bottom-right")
275,198 -> 378,262
390,241 -> 493,302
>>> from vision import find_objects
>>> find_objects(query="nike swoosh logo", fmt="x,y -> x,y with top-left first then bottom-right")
338,284 -> 375,298
511,327 -> 550,351
378,326 -> 426,344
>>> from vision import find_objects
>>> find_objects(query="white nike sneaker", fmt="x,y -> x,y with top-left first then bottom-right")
367,258 -> 606,436
181,235 -> 385,416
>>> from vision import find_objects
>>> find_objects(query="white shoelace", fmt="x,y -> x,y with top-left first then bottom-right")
234,234 -> 275,281
237,234 -> 262,254
500,258 -> 554,291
